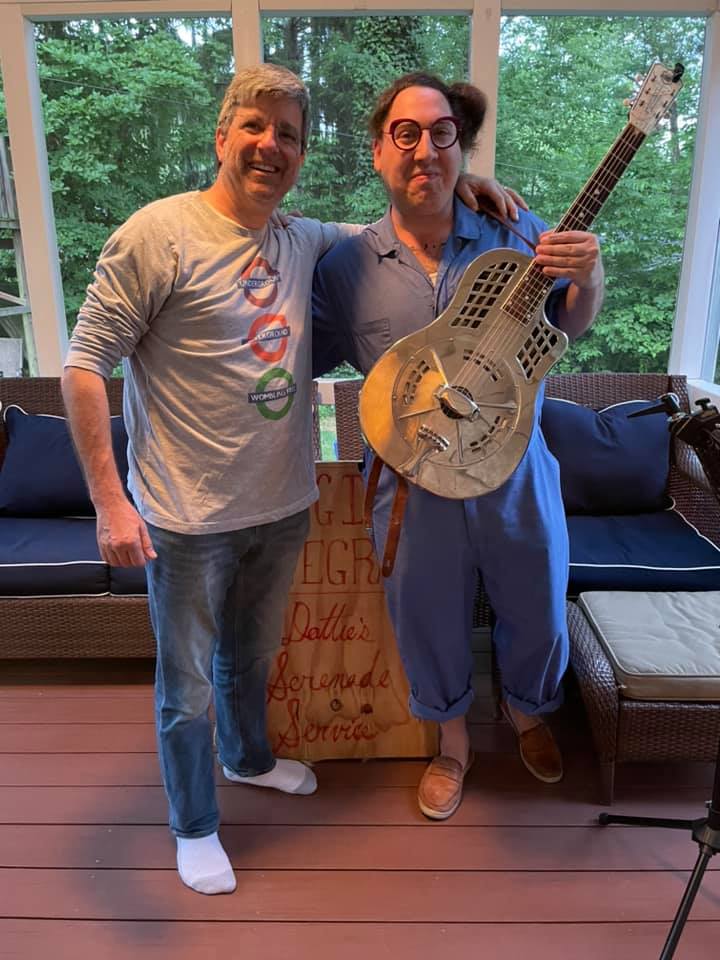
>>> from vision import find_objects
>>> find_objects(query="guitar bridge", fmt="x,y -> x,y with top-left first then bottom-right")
398,424 -> 450,481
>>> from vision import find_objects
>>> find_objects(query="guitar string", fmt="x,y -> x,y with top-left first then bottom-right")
418,124 -> 644,455
444,139 -> 628,399
451,124 -> 644,395
400,126 -> 643,437
393,69 -> 679,468
448,124 -> 646,407
396,121 -> 635,434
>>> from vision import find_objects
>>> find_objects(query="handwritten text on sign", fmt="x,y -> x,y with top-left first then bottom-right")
266,464 -> 436,760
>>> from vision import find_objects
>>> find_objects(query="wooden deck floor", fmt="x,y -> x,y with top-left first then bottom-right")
1,661 -> 719,960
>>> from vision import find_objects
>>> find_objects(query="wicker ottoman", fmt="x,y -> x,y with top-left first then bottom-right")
567,592 -> 720,804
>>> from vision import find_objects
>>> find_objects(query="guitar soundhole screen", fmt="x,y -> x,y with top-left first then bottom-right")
449,261 -> 519,330
517,323 -> 560,380
400,359 -> 431,404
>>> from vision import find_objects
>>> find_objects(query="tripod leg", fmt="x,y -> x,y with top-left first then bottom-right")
659,846 -> 713,960
600,761 -> 615,805
598,812 -> 694,829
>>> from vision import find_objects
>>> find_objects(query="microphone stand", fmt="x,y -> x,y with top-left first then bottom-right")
598,393 -> 720,960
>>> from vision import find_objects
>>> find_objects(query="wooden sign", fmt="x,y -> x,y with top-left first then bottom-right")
266,463 -> 437,760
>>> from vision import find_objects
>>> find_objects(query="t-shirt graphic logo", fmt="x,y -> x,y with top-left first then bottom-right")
249,367 -> 297,420
243,313 -> 290,362
238,257 -> 280,308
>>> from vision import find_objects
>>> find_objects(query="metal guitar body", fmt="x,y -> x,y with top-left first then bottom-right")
358,248 -> 568,499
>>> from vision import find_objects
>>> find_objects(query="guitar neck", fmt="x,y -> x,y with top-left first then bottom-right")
505,122 -> 647,322
558,122 -> 647,234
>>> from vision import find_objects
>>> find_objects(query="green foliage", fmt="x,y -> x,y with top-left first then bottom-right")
496,15 -> 705,373
1,18 -> 233,327
0,13 -> 707,375
265,15 -> 469,222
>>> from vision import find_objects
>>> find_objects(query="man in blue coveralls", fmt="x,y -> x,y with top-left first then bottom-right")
312,72 -> 604,819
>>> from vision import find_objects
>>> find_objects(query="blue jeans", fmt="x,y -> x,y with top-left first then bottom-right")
145,509 -> 310,838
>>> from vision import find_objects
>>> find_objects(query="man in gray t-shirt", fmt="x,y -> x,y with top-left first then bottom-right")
62,63 -> 520,896
63,64 -> 334,897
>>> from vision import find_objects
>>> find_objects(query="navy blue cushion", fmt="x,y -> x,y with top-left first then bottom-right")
567,510 -> 720,594
0,517 -> 109,595
109,563 -> 148,596
541,398 -> 671,515
0,405 -> 129,517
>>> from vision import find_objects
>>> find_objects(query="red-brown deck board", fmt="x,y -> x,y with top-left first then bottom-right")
3,823 -> 718,871
1,663 -> 718,959
4,868 -> 720,922
2,919 -> 718,960
1,782 -> 712,827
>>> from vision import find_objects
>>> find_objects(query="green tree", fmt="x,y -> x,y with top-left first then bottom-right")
497,15 -> 704,373
0,12 -> 706,376
0,18 -> 233,329
265,15 -> 469,223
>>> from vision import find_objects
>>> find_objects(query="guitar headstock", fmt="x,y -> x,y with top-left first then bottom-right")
626,62 -> 684,134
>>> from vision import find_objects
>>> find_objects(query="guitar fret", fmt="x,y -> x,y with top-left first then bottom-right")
504,123 -> 647,323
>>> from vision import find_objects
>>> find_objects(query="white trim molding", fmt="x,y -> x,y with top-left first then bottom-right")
233,0 -> 262,66
8,0 -> 716,7
502,0 -> 718,12
469,1 -> 501,176
669,10 -> 720,379
0,0 -> 718,378
0,5 -> 67,374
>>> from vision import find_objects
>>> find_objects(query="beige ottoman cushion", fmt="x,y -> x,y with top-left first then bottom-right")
577,591 -> 720,701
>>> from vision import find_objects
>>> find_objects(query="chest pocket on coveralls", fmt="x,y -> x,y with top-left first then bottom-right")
353,316 -> 394,375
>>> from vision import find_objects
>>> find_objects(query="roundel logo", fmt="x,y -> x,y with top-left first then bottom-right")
249,367 -> 297,421
238,257 -> 280,308
245,313 -> 290,363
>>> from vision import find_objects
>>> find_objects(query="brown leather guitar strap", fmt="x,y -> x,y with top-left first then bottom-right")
474,201 -> 537,254
363,456 -> 409,578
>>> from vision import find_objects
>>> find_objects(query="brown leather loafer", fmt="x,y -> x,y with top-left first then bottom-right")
417,752 -> 474,820
501,702 -> 563,783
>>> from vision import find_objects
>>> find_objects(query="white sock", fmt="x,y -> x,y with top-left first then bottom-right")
223,758 -> 317,795
176,832 -> 236,895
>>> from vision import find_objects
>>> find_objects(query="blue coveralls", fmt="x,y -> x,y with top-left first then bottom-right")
312,199 -> 570,720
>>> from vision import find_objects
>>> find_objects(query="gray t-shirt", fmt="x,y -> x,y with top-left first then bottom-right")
67,191 -> 355,534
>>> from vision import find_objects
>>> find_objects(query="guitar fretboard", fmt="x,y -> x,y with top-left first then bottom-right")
503,123 -> 647,324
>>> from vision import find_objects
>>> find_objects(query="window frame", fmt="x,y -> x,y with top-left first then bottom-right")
0,0 -> 717,381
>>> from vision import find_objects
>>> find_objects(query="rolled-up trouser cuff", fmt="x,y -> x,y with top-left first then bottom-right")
502,686 -> 564,718
408,685 -> 475,724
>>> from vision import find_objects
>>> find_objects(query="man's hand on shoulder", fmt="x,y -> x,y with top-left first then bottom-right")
455,174 -> 528,222
269,208 -> 304,229
95,498 -> 157,567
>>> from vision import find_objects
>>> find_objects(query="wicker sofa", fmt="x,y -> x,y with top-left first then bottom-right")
0,377 -> 155,658
333,372 -> 720,615
0,376 -> 326,660
1,373 -> 718,661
